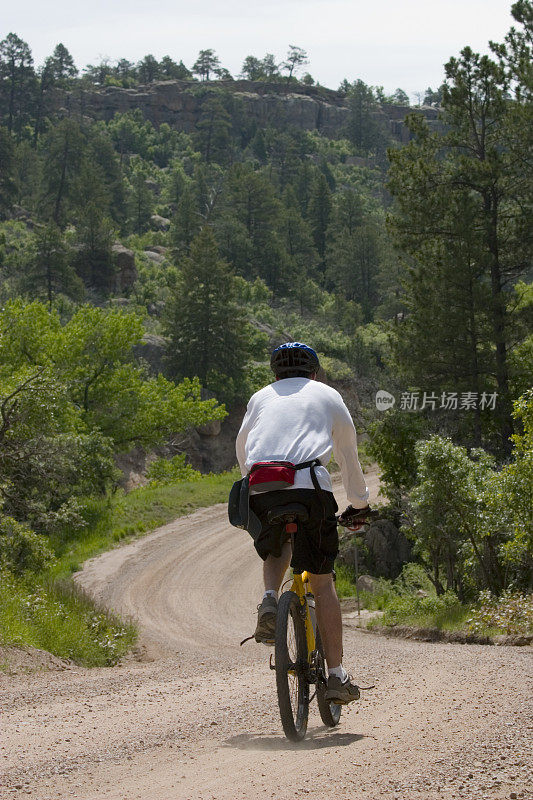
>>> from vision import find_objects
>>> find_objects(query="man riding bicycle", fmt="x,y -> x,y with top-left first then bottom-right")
235,342 -> 372,705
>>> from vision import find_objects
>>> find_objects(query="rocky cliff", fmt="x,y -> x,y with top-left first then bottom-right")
64,79 -> 439,142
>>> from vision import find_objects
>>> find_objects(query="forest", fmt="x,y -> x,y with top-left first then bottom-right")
0,1 -> 531,660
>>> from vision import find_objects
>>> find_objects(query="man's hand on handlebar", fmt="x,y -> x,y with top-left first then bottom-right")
337,504 -> 376,530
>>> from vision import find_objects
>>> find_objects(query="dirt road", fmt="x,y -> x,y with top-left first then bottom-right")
1,470 -> 532,800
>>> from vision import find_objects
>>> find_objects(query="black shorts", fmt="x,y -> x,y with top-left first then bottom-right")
249,488 -> 339,575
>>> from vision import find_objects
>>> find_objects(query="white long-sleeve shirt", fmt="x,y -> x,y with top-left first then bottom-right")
235,377 -> 369,508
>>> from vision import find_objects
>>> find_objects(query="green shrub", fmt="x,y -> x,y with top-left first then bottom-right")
398,562 -> 435,594
0,517 -> 56,575
146,453 -> 202,485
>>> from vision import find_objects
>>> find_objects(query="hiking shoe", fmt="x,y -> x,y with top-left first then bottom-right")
324,674 -> 361,705
254,596 -> 277,645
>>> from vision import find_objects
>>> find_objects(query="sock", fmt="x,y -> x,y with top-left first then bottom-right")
329,665 -> 348,682
263,590 -> 278,601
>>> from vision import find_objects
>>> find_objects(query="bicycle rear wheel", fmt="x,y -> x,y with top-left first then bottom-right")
315,628 -> 342,727
275,591 -> 309,741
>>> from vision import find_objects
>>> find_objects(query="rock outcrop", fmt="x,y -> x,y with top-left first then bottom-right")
150,214 -> 171,231
112,244 -> 137,293
64,80 -> 439,143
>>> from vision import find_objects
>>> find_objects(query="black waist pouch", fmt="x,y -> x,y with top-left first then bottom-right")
228,475 -> 262,540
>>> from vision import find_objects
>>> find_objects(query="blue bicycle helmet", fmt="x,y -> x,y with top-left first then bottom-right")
270,342 -> 320,376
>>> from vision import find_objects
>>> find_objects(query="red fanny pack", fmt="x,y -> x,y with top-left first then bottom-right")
249,461 -> 296,492
249,459 -> 320,493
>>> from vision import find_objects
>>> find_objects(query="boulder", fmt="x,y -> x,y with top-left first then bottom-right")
9,205 -> 36,229
363,519 -> 412,580
143,250 -> 166,264
356,575 -> 377,594
133,333 -> 168,375
197,419 -> 222,437
150,214 -> 171,231
112,244 -> 137,292
145,245 -> 168,254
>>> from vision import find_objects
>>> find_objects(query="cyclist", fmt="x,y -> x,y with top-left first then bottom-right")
235,341 -> 372,705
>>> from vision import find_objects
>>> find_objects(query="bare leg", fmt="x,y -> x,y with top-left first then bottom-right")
263,540 -> 292,594
308,572 -> 342,669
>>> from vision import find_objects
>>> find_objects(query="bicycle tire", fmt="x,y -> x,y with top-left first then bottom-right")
315,628 -> 342,727
275,590 -> 309,741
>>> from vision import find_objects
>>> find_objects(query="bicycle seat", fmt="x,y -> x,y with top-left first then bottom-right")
267,503 -> 309,524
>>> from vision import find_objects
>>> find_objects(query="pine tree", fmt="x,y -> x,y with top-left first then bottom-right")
48,44 -> 78,84
308,173 -> 332,268
85,130 -> 127,227
344,80 -> 384,154
281,186 -> 318,305
224,164 -> 283,286
327,219 -> 381,319
0,33 -> 35,136
127,164 -> 154,233
192,50 -> 220,81
194,97 -> 232,164
23,224 -> 84,307
388,34 -> 532,451
171,184 -> 201,256
74,205 -> 115,292
160,56 -> 191,80
164,226 -> 251,402
294,160 -> 318,216
41,118 -> 85,226
137,54 -> 160,83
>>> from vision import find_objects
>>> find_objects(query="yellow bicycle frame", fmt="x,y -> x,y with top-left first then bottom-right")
290,571 -> 316,660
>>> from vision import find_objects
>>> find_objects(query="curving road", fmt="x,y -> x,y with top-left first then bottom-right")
1,469 -> 532,800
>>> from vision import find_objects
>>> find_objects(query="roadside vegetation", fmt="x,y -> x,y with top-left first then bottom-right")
335,389 -> 532,639
336,563 -> 533,637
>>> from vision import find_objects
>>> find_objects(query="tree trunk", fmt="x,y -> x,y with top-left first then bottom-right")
8,59 -> 16,134
466,265 -> 482,447
484,191 -> 513,454
54,136 -> 70,225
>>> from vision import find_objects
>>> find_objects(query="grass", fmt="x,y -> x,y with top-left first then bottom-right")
1,469 -> 238,666
373,592 -> 471,631
335,563 -> 359,598
0,571 -> 136,666
49,468 -> 239,578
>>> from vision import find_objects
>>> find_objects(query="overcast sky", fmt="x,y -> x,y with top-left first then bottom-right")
3,0 -> 515,99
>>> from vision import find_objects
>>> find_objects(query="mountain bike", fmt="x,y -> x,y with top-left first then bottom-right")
269,502 -> 378,741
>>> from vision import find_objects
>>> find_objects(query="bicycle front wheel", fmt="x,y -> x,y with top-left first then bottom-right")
275,590 -> 309,741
